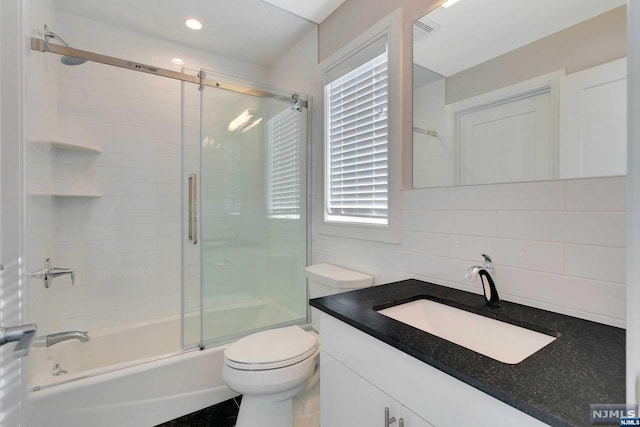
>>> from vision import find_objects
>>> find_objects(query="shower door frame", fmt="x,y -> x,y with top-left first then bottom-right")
193,67 -> 312,349
30,38 -> 308,110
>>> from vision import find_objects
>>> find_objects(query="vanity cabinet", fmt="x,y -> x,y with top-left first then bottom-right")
320,314 -> 548,427
322,350 -> 432,427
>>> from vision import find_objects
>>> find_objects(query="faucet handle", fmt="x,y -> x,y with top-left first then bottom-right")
30,258 -> 75,288
481,254 -> 492,269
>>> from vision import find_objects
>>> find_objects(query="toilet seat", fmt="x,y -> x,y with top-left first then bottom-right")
224,326 -> 318,371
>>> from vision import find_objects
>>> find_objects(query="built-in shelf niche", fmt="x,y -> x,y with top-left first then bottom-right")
29,140 -> 102,198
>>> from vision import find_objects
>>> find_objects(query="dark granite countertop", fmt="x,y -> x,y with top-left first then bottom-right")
309,279 -> 625,427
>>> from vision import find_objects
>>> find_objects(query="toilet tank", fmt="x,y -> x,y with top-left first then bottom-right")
305,264 -> 373,331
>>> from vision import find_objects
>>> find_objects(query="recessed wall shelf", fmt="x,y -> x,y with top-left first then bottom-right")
50,141 -> 101,154
29,191 -> 102,198
32,140 -> 101,154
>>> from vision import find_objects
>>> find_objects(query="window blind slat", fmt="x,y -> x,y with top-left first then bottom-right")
268,108 -> 302,218
326,48 -> 389,222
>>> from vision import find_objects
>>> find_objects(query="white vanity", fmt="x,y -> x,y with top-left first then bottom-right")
310,279 -> 625,427
320,315 -> 547,427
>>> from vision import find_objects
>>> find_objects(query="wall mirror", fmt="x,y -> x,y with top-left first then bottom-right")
412,0 -> 627,188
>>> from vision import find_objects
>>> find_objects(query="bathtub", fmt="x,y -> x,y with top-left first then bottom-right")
28,300 -> 303,426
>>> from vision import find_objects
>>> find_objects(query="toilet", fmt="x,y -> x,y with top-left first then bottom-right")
222,263 -> 373,427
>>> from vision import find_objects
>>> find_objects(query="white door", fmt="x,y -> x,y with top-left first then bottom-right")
321,351 -> 403,427
402,406 -> 434,427
457,90 -> 553,185
559,57 -> 627,178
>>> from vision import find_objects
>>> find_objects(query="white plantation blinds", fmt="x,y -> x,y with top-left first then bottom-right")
325,38 -> 388,224
268,107 -> 302,218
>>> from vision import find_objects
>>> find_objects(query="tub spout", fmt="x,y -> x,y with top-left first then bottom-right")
33,331 -> 90,347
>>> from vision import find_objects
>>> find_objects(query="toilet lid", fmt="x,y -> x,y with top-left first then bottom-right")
224,326 -> 318,370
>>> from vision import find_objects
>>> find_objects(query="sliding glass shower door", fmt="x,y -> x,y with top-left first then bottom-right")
183,70 -> 308,348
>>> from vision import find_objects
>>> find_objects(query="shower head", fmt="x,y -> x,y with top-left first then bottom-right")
60,56 -> 87,66
43,25 -> 87,66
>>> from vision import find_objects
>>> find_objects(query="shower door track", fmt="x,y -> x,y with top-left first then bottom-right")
30,38 -> 307,108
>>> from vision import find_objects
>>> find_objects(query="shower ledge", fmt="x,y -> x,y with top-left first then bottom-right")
32,140 -> 101,154
50,141 -> 101,153
29,191 -> 102,198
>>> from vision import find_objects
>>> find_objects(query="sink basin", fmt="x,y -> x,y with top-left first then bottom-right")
377,299 -> 556,364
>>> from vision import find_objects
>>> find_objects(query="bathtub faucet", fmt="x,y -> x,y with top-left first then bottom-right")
32,331 -> 90,347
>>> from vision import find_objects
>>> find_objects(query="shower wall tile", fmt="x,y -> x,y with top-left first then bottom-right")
312,178 -> 627,328
32,10 -> 271,335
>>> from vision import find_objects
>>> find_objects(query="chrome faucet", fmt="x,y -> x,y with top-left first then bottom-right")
465,254 -> 500,307
32,331 -> 90,348
30,258 -> 75,288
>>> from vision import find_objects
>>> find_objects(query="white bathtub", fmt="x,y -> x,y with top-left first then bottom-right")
28,345 -> 236,427
28,300 -> 303,426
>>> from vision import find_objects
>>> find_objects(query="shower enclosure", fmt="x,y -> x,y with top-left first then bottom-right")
182,71 -> 308,349
25,5 -> 310,392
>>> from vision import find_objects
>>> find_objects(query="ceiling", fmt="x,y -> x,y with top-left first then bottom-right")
414,0 -> 626,76
261,0 -> 347,24
54,0 -> 317,66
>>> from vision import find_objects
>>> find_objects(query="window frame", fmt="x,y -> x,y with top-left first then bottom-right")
316,9 -> 402,244
324,40 -> 389,226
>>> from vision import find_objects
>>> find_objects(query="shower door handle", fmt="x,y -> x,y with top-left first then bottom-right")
188,174 -> 198,244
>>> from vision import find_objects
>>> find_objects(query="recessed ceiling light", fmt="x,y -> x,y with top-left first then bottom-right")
441,0 -> 461,7
228,109 -> 255,132
185,19 -> 202,30
171,58 -> 185,65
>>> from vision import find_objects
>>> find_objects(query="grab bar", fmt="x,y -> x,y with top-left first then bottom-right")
188,173 -> 198,244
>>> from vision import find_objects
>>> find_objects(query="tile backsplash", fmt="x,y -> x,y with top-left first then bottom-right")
312,176 -> 626,328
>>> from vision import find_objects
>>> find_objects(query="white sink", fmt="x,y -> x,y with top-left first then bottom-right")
377,299 -> 556,364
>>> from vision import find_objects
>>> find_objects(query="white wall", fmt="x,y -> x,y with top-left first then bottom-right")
413,79 -> 449,187
314,177 -> 626,327
268,26 -> 318,315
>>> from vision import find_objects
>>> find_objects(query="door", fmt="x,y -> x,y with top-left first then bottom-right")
559,57 -> 627,178
184,70 -> 309,348
457,90 -> 553,185
402,406 -> 434,427
321,351 -> 403,426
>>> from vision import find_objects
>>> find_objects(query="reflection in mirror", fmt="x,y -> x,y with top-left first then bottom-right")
412,0 -> 627,188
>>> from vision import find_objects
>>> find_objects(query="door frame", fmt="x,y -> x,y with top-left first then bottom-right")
446,70 -> 564,185
1,0 -> 28,425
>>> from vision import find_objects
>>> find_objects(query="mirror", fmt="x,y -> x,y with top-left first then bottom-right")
412,0 -> 627,188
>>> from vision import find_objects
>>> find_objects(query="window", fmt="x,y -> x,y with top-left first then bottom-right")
267,107 -> 302,219
324,37 -> 388,225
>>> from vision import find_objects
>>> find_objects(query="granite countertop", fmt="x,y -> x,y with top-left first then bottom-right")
309,279 -> 625,427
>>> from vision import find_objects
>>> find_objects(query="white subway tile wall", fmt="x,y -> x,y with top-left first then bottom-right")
312,176 -> 626,328
27,11 -> 270,335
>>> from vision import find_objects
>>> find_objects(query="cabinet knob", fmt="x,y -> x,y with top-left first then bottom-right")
399,418 -> 404,427
385,407 -> 397,426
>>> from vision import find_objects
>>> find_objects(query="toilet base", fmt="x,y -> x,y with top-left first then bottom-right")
235,394 -> 294,427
